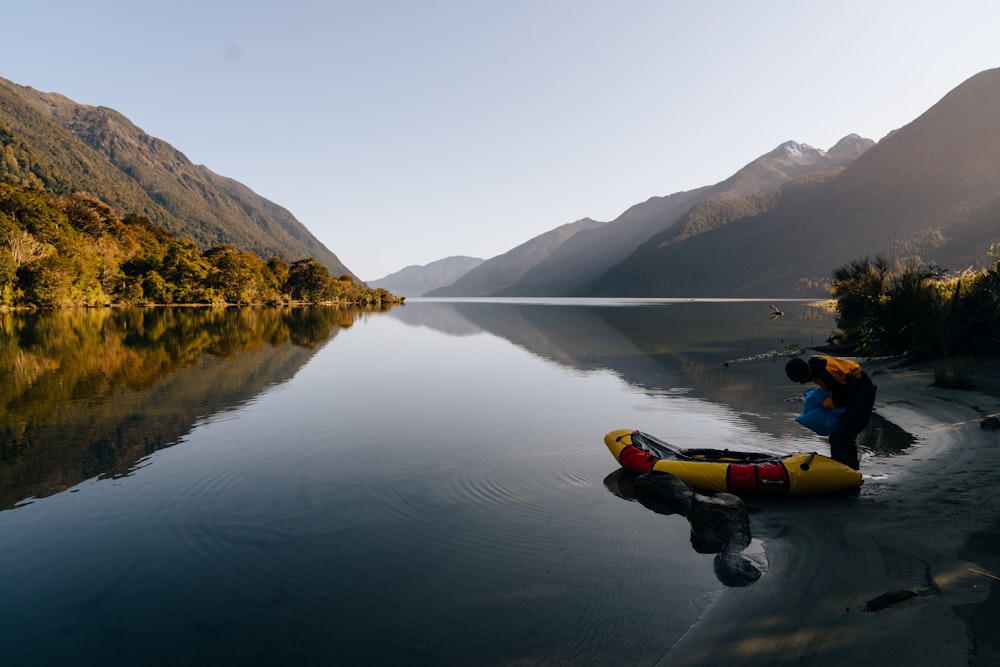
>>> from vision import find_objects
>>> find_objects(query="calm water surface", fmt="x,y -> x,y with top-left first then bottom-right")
0,300 -> 886,665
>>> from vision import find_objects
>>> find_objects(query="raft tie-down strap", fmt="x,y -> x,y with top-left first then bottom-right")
726,461 -> 790,496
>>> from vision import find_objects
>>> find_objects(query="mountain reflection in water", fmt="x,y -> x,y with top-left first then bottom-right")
394,298 -> 840,444
0,306 -> 383,510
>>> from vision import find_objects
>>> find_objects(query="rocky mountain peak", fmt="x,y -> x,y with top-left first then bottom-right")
827,133 -> 876,159
764,141 -> 826,164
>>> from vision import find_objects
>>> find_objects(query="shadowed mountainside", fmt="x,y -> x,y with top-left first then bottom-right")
586,68 -> 1000,297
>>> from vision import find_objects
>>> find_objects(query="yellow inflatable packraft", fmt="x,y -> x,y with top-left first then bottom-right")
604,429 -> 862,497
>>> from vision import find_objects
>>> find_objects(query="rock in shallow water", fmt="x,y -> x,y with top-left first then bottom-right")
633,470 -> 762,586
689,492 -> 750,553
633,471 -> 695,516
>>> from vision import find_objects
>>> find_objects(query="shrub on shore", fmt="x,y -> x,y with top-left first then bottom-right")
829,251 -> 1000,360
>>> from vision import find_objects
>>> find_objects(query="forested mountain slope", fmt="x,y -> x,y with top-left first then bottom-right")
0,78 -> 352,277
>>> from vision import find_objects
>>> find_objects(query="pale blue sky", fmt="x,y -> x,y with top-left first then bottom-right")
6,1 -> 1000,279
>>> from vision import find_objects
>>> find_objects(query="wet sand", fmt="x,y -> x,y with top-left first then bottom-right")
661,360 -> 1000,666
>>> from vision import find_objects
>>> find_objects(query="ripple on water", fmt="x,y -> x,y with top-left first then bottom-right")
357,443 -> 602,563
129,417 -> 712,666
139,435 -> 386,611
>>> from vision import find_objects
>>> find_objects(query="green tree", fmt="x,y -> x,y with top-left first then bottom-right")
286,258 -> 334,302
965,259 -> 1000,350
61,196 -> 118,237
0,183 -> 64,240
18,254 -> 74,306
205,244 -> 280,304
0,248 -> 17,306
161,239 -> 212,303
141,271 -> 170,304
829,255 -> 891,351
267,256 -> 290,293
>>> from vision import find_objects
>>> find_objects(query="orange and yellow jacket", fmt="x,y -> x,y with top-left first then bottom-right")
806,355 -> 866,409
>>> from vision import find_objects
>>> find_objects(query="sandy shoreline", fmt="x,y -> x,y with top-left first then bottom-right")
660,360 -> 1000,666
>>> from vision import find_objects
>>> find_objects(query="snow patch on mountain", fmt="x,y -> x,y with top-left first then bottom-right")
766,140 -> 826,163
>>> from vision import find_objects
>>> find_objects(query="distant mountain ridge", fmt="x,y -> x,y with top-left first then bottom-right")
418,68 -> 1000,298
427,217 -> 606,297
369,256 -> 484,297
0,78 -> 353,277
431,133 -> 873,297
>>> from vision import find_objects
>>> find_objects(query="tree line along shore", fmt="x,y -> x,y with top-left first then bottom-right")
0,182 -> 402,308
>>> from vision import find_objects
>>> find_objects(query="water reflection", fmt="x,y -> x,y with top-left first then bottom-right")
397,299 -> 839,441
0,306 -> 390,510
605,468 -> 767,587
861,413 -> 918,455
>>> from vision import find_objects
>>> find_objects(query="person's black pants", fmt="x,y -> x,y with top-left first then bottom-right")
829,375 -> 877,470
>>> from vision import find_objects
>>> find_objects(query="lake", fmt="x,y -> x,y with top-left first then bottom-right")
0,300 -> 901,666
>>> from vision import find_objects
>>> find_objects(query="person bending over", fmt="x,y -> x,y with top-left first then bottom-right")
785,355 -> 876,470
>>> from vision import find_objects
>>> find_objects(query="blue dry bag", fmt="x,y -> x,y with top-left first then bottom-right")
795,387 -> 847,436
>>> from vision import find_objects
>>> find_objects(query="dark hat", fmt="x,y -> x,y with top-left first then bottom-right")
785,357 -> 811,383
